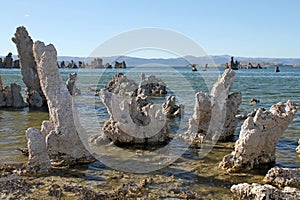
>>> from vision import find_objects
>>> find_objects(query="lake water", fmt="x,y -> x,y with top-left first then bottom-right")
0,66 -> 299,199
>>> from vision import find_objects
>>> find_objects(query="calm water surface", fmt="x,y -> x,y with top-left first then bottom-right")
0,66 -> 299,199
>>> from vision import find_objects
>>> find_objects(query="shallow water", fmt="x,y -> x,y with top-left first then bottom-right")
0,66 -> 299,199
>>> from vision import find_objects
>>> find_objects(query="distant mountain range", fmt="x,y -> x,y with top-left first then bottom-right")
58,55 -> 300,66
5,55 -> 300,66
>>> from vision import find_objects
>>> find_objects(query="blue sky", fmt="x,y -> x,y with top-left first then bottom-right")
1,0 -> 299,58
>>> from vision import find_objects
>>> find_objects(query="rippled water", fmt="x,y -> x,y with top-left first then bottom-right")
0,66 -> 299,199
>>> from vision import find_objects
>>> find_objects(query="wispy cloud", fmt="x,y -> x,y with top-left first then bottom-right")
25,14 -> 30,17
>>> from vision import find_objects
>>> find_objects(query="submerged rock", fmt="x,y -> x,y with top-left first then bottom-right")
263,167 -> 300,189
12,26 -> 46,108
66,72 -> 81,95
162,95 -> 184,118
26,128 -> 51,172
219,100 -> 297,172
98,90 -> 169,144
32,41 -> 93,163
180,69 -> 241,143
231,183 -> 300,200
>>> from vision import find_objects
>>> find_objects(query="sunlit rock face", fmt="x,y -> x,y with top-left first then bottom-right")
99,90 -> 170,144
231,183 -> 300,200
219,100 -> 297,172
180,69 -> 241,144
263,167 -> 300,189
26,128 -> 51,172
162,95 -> 184,118
32,40 -> 93,163
12,26 -> 46,108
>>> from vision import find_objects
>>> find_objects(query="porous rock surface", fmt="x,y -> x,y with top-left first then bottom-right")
12,26 -> 46,108
0,82 -> 27,108
180,69 -> 241,143
263,167 -> 300,189
98,90 -> 169,144
31,40 -> 92,163
231,183 -> 300,200
219,100 -> 297,172
138,73 -> 167,96
26,128 -> 51,172
66,72 -> 81,95
162,95 -> 184,118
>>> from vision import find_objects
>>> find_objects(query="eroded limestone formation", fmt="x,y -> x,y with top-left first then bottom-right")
180,69 -> 241,143
219,100 -> 297,172
114,61 -> 126,68
66,72 -> 81,95
138,73 -> 167,96
98,90 -> 169,144
12,26 -> 46,108
162,95 -> 184,118
263,167 -> 300,189
26,128 -> 51,172
31,41 -> 92,163
3,52 -> 13,68
231,183 -> 300,200
104,73 -> 138,97
0,82 -> 27,108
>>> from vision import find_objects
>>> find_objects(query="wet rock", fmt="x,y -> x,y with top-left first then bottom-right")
180,69 -> 241,143
138,73 -> 167,96
104,73 -> 138,97
296,139 -> 300,153
219,100 -> 297,172
66,72 -> 81,95
116,182 -> 143,197
162,95 -> 184,118
48,184 -> 63,198
25,128 -> 51,172
114,60 -> 126,68
98,90 -> 169,144
231,183 -> 300,200
263,167 -> 300,189
33,41 -> 93,163
12,26 -> 46,108
0,178 -> 44,200
250,98 -> 260,105
1,83 -> 27,108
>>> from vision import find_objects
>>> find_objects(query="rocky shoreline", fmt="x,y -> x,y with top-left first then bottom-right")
0,26 -> 300,199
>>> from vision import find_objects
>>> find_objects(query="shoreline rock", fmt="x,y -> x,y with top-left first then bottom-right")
219,100 -> 297,172
31,40 -> 93,164
26,128 -> 51,172
231,183 -> 300,200
263,167 -> 300,189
